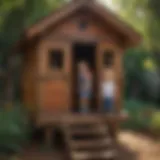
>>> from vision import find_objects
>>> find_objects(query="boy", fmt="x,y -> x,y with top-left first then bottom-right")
101,68 -> 115,113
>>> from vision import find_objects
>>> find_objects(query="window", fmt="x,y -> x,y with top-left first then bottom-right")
103,50 -> 114,67
49,50 -> 63,69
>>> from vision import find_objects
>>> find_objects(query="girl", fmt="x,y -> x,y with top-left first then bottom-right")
78,61 -> 92,113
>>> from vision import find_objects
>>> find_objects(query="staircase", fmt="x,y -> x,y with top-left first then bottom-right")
62,116 -> 116,160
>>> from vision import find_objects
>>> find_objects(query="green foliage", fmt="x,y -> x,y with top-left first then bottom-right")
124,49 -> 160,102
123,99 -> 160,136
122,99 -> 156,130
0,0 -> 66,101
0,104 -> 31,154
150,111 -> 160,134
112,0 -> 160,50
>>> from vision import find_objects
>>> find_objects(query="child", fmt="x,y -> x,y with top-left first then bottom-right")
101,68 -> 115,113
78,61 -> 92,113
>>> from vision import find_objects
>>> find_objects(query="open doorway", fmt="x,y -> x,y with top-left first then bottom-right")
72,42 -> 97,113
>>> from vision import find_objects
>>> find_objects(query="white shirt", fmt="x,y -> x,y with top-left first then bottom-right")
101,81 -> 115,98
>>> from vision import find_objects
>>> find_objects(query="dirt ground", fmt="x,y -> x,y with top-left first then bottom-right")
117,131 -> 160,160
14,131 -> 160,160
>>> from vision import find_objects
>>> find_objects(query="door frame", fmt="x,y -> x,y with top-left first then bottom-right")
71,41 -> 99,112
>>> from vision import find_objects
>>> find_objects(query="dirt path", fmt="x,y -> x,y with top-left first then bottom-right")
117,131 -> 160,160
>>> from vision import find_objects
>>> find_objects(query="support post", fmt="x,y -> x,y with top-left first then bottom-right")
45,127 -> 53,148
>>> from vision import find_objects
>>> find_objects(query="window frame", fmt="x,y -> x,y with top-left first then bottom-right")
44,41 -> 69,75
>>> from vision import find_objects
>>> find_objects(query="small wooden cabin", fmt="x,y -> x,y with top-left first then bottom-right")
17,0 -> 141,127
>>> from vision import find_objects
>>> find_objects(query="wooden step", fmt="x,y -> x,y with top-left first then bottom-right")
72,150 -> 116,160
68,123 -> 108,131
70,127 -> 107,135
64,117 -> 102,125
62,116 -> 116,160
71,138 -> 112,149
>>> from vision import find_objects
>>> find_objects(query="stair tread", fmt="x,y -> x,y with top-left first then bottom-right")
64,116 -> 101,124
70,127 -> 107,135
72,150 -> 116,159
63,119 -> 115,160
71,138 -> 112,149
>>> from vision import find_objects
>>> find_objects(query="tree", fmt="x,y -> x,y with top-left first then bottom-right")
112,0 -> 160,51
0,0 -> 66,103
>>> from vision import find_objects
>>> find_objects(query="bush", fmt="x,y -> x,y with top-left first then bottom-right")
0,104 -> 31,154
122,99 -> 155,130
150,111 -> 160,135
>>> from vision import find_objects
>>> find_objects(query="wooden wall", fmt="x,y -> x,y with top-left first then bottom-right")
36,40 -> 71,114
21,44 -> 38,113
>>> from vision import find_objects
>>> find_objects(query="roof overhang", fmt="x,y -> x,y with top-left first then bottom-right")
15,0 -> 142,52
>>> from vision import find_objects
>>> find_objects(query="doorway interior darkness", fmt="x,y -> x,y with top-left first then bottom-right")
72,42 -> 98,113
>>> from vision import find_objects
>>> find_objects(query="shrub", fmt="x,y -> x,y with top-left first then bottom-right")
150,111 -> 160,135
0,104 -> 31,154
122,99 -> 155,130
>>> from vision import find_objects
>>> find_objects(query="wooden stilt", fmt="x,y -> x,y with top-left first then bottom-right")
45,127 -> 53,148
110,123 -> 118,141
52,128 -> 56,149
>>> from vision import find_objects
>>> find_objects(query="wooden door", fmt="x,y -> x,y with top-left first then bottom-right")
97,42 -> 117,112
38,40 -> 72,113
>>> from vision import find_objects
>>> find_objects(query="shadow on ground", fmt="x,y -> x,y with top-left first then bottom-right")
115,142 -> 138,160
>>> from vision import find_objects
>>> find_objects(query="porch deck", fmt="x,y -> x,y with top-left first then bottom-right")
36,113 -> 128,128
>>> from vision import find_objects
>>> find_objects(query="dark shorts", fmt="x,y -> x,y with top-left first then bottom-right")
103,97 -> 113,112
80,91 -> 91,99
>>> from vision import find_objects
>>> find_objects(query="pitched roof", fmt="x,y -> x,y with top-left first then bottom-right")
16,0 -> 141,49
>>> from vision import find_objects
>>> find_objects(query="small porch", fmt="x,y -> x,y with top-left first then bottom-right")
36,112 -> 128,128
30,113 -> 128,160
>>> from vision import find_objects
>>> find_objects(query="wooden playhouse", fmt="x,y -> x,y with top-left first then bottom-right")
16,0 -> 141,159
